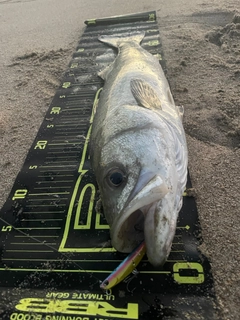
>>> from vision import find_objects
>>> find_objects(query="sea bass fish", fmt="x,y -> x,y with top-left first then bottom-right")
90,32 -> 188,266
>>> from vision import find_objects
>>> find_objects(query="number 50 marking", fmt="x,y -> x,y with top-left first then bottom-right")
173,262 -> 204,284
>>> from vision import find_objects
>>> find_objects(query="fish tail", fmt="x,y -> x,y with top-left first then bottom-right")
98,31 -> 145,48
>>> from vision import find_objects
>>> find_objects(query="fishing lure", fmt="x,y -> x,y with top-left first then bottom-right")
100,241 -> 146,290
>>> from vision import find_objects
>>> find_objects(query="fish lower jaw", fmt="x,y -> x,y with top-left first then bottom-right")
110,208 -> 145,254
145,200 -> 178,267
111,174 -> 169,254
109,202 -> 157,253
110,201 -> 175,267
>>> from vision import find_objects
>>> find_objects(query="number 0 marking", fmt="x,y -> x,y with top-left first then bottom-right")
173,262 -> 204,284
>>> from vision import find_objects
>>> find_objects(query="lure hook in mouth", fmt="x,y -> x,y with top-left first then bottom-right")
100,241 -> 146,290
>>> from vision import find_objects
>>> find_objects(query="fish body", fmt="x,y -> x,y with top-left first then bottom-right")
90,32 -> 188,266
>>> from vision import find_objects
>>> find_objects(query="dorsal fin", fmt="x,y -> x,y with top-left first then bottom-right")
131,79 -> 162,110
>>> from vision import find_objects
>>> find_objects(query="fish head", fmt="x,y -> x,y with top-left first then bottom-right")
94,111 -> 182,266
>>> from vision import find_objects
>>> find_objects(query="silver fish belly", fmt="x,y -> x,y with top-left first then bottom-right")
90,32 -> 188,266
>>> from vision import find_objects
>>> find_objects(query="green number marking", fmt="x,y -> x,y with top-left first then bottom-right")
87,19 -> 96,25
148,39 -> 160,46
50,107 -> 61,115
12,189 -> 28,201
62,82 -> 71,89
149,13 -> 155,21
1,226 -> 12,232
34,140 -> 48,150
70,63 -> 78,69
173,262 -> 204,284
29,165 -> 38,169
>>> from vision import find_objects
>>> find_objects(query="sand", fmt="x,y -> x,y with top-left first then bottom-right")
0,0 -> 239,319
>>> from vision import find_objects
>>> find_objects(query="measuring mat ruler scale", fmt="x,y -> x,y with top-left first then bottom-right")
0,11 -> 217,320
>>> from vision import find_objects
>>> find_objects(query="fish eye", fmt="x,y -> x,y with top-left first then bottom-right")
107,169 -> 125,187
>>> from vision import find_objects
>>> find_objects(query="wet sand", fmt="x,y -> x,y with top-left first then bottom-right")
0,1 -> 239,319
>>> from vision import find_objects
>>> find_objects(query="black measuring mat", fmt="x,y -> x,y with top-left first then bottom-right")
0,11 -> 217,320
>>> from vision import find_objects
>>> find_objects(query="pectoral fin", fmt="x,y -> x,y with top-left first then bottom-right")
177,105 -> 184,119
131,79 -> 162,110
98,64 -> 112,80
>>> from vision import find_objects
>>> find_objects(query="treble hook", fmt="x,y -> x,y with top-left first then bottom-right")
123,268 -> 139,293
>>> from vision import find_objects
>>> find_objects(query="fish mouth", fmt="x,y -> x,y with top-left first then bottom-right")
110,174 -> 170,266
